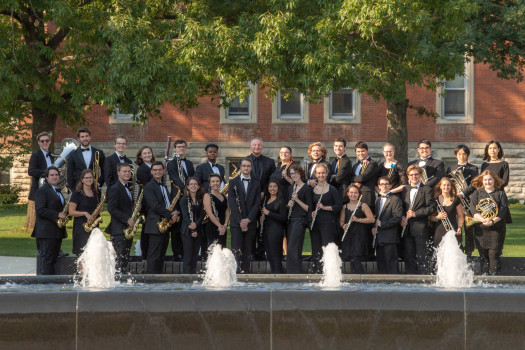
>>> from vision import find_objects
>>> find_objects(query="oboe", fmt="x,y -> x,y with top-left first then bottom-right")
341,195 -> 363,242
287,183 -> 297,223
310,182 -> 326,230
259,198 -> 267,236
401,188 -> 418,237
187,194 -> 196,235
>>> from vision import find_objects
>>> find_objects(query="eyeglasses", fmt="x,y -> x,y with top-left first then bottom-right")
378,183 -> 390,186
39,139 -> 50,143
289,172 -> 298,175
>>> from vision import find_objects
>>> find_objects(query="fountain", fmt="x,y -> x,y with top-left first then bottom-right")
202,243 -> 237,288
319,243 -> 342,288
435,230 -> 474,288
76,228 -> 117,288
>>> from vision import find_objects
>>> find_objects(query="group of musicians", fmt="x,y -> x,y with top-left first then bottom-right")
29,128 -> 510,276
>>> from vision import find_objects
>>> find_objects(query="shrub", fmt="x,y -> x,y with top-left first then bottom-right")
0,184 -> 21,205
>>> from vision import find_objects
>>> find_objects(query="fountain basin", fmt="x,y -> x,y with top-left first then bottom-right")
2,275 -> 525,349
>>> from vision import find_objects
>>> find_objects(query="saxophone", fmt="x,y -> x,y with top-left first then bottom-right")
123,186 -> 145,240
220,161 -> 242,196
83,192 -> 106,232
157,185 -> 182,233
57,192 -> 72,228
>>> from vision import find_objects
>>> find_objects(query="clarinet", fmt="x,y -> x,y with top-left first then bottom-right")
401,188 -> 419,237
287,183 -> 297,223
341,195 -> 363,242
310,182 -> 326,230
372,195 -> 386,247
259,198 -> 267,236
233,185 -> 243,216
187,194 -> 196,235
209,187 -> 220,233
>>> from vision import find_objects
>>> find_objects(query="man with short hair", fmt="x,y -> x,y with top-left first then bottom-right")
330,138 -> 353,197
106,163 -> 134,273
67,127 -> 105,191
33,166 -> 67,275
246,138 -> 275,193
195,143 -> 226,191
408,139 -> 444,189
104,135 -> 132,188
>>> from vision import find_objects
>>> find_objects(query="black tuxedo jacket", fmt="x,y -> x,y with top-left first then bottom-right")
195,162 -> 226,191
67,146 -> 105,191
246,154 -> 276,191
408,157 -> 444,189
33,183 -> 66,239
167,157 -> 195,191
375,194 -> 403,245
401,184 -> 435,237
104,153 -> 132,189
351,157 -> 379,210
306,159 -> 333,184
446,163 -> 479,198
136,163 -> 153,187
106,181 -> 133,237
28,149 -> 54,201
330,154 -> 353,197
228,176 -> 261,226
144,179 -> 175,235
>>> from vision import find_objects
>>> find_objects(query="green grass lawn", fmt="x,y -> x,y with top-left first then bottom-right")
1,204 -> 523,258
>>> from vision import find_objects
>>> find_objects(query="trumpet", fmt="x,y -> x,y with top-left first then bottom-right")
465,197 -> 498,227
83,192 -> 106,232
157,185 -> 182,234
420,169 -> 435,185
436,201 -> 454,232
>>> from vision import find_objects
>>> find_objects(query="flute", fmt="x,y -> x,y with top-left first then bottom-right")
310,182 -> 326,230
341,195 -> 363,242
287,183 -> 297,223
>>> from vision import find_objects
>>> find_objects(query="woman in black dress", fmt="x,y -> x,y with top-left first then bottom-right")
261,180 -> 287,273
68,169 -> 100,256
203,174 -> 229,248
180,177 -> 205,274
310,162 -> 343,273
135,146 -> 155,259
470,170 -> 508,275
339,185 -> 375,273
376,143 -> 408,196
286,164 -> 312,274
431,177 -> 464,247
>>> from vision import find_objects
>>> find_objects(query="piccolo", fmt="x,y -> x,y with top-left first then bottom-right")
341,195 -> 363,242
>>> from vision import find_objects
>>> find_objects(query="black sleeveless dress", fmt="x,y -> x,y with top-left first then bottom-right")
70,190 -> 99,255
433,197 -> 461,247
341,205 -> 368,259
206,193 -> 228,247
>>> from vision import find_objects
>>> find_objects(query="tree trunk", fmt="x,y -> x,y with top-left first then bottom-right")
31,106 -> 58,152
386,96 -> 409,166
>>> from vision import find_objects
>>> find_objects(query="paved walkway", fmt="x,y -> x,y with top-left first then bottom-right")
0,256 -> 36,276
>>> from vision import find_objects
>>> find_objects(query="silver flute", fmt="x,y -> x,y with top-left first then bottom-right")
341,195 -> 363,242
287,183 -> 297,223
310,182 -> 326,230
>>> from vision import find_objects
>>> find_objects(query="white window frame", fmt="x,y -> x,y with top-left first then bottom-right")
271,91 -> 309,124
436,60 -> 474,124
219,84 -> 258,124
323,89 -> 361,124
109,106 -> 141,124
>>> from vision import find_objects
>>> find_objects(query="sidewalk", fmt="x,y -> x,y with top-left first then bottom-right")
0,256 -> 36,276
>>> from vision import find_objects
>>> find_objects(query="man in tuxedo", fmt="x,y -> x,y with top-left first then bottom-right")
26,132 -> 54,231
408,138 -> 444,189
401,164 -> 436,274
104,135 -> 132,188
447,144 -> 479,257
144,161 -> 179,274
228,157 -> 261,273
166,139 -> 194,260
106,163 -> 134,273
330,138 -> 353,198
67,127 -> 105,191
33,166 -> 67,275
372,176 -> 403,274
195,143 -> 226,191
306,142 -> 332,187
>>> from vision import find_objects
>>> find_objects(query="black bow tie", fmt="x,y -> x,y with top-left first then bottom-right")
81,148 -> 90,152
380,194 -> 389,199
46,152 -> 51,158
157,181 -> 164,186
119,155 -> 126,161
179,157 -> 186,161
410,186 -> 419,190
211,163 -> 217,168
242,178 -> 250,182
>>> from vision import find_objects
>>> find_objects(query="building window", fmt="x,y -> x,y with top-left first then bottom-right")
436,60 -> 474,124
271,91 -> 309,124
323,89 -> 361,124
220,84 -> 258,124
109,105 -> 141,124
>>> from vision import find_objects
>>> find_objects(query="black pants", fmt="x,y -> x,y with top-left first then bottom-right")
199,222 -> 208,260
403,232 -> 430,274
376,243 -> 399,274
146,233 -> 170,274
140,225 -> 149,260
111,235 -> 132,274
286,219 -> 306,274
478,248 -> 499,275
181,232 -> 201,274
263,223 -> 284,273
231,224 -> 256,273
36,238 -> 62,275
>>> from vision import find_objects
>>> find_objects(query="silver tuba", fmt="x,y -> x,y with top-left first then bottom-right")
39,138 -> 80,188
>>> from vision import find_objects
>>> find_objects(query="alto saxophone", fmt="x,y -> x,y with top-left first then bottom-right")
158,185 -> 182,234
57,195 -> 72,228
123,186 -> 145,240
83,192 -> 106,232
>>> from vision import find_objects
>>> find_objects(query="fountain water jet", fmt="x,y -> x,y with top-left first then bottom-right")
435,230 -> 474,288
76,228 -> 117,288
319,243 -> 342,288
202,243 -> 237,287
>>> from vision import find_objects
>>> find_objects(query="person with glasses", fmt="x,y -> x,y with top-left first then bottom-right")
286,164 -> 312,273
305,142 -> 332,188
401,165 -> 436,274
68,169 -> 101,256
376,143 -> 408,196
407,139 -> 444,189
228,157 -> 261,273
26,132 -> 54,231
